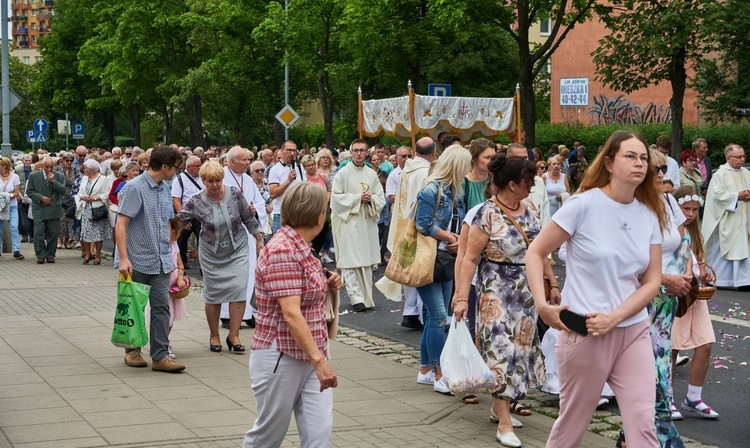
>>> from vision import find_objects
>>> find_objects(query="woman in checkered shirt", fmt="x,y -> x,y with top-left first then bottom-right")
244,182 -> 343,448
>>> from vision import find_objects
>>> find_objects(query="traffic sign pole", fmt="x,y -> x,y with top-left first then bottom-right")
1,0 -> 12,158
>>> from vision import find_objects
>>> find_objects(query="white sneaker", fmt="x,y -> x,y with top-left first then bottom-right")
597,397 -> 609,407
417,370 -> 435,385
433,377 -> 451,394
320,254 -> 334,264
675,354 -> 690,366
671,402 -> 684,420
168,345 -> 175,358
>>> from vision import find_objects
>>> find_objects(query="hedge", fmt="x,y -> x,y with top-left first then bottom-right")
533,123 -> 750,168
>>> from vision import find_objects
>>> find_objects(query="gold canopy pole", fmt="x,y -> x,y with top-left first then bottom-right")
514,83 -> 522,143
408,80 -> 416,150
357,86 -> 365,138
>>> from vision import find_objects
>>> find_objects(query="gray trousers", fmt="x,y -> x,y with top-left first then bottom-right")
33,218 -> 59,259
124,270 -> 171,361
243,346 -> 333,448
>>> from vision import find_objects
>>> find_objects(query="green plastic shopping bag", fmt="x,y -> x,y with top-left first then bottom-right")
110,274 -> 151,348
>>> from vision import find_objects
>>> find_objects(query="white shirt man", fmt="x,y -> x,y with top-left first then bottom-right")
220,146 -> 268,326
331,139 -> 386,312
702,144 -> 750,288
101,147 -> 122,177
656,136 -> 681,188
171,156 -> 204,270
507,143 -> 551,227
268,140 -> 302,232
385,138 -> 436,326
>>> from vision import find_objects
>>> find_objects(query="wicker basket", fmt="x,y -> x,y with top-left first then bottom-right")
697,262 -> 716,300
169,277 -> 191,300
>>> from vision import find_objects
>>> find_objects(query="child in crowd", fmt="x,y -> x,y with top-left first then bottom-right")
146,216 -> 188,357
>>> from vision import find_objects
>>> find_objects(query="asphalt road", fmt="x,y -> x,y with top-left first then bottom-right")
336,262 -> 750,448
108,239 -> 748,447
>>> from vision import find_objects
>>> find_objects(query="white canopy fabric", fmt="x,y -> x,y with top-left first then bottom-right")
360,94 -> 516,141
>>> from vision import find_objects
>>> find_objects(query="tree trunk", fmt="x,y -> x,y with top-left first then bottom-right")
129,105 -> 141,147
519,53 -> 536,148
188,94 -> 203,148
319,70 -> 335,149
669,47 -> 687,159
98,109 -> 116,149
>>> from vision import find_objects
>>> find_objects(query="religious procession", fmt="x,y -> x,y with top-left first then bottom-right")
2,122 -> 747,448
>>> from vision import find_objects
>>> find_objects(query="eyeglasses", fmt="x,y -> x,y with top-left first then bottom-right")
728,155 -> 746,160
539,166 -> 547,170
398,154 -> 413,159
685,158 -> 697,163
252,169 -> 265,173
653,164 -> 668,174
621,152 -> 649,164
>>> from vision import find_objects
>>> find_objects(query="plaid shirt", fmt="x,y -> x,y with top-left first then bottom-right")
252,225 -> 329,361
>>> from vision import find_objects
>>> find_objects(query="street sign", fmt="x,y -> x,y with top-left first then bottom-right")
26,130 -> 35,142
0,88 -> 22,112
34,131 -> 47,143
428,83 -> 451,97
33,118 -> 48,133
72,122 -> 85,140
275,105 -> 300,129
57,120 -> 70,135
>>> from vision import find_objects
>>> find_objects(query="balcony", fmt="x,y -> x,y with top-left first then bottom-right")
12,28 -> 29,36
43,1 -> 55,8
39,26 -> 50,35
17,41 -> 30,49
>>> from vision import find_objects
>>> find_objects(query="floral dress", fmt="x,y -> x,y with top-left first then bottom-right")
473,199 -> 545,400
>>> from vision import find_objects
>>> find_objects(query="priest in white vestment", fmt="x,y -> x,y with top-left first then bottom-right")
221,147 -> 268,326
701,144 -> 750,288
331,140 -> 386,311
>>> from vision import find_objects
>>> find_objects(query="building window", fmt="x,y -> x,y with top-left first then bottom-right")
31,23 -> 36,30
32,35 -> 37,42
23,56 -> 30,64
31,10 -> 36,16
540,17 -> 552,37
35,56 -> 41,62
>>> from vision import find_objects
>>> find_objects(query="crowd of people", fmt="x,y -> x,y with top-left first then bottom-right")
0,131 -> 747,448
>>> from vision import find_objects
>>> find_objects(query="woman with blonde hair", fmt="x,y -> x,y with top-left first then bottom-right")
179,161 -> 263,353
542,155 -> 571,216
414,145 -> 471,395
527,131 -> 666,447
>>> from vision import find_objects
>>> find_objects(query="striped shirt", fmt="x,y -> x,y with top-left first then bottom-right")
116,171 -> 174,275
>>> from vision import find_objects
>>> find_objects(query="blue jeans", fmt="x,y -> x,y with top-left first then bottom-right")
417,280 -> 453,367
0,205 -> 21,252
273,214 -> 281,233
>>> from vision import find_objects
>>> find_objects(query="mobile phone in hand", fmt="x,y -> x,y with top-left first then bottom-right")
560,309 -> 588,336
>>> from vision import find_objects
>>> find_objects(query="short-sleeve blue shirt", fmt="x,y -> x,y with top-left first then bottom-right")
115,171 -> 174,275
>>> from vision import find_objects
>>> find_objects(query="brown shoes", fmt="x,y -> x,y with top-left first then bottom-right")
124,349 -> 147,367
152,356 -> 186,373
46,258 -> 55,263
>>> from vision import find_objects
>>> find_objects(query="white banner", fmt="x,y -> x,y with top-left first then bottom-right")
361,94 -> 515,140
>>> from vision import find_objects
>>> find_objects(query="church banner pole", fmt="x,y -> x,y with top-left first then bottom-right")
357,86 -> 363,139
514,83 -> 522,143
408,80 -> 416,150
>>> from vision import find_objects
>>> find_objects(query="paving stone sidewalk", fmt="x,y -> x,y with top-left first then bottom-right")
0,244 -> 710,447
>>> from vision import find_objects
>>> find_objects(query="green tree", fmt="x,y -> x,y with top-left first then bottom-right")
693,0 -> 750,123
431,0 -> 597,147
593,0 -> 715,156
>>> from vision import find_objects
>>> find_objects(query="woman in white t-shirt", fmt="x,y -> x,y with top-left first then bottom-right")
0,157 -> 24,259
526,131 -> 667,448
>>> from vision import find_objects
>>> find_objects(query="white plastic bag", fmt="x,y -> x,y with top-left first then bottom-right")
439,319 -> 496,398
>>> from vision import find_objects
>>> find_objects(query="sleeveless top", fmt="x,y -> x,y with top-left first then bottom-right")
545,174 -> 567,197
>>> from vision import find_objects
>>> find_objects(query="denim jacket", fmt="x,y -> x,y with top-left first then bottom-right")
415,180 -> 465,238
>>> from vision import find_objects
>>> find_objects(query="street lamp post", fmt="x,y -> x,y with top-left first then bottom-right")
1,0 -> 12,158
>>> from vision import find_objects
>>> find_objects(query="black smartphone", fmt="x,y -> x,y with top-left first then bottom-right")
560,309 -> 589,336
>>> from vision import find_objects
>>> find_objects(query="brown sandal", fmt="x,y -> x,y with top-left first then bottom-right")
93,257 -> 101,265
82,256 -> 91,265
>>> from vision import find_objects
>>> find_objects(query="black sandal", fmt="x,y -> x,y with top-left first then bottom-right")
509,399 -> 532,416
461,394 -> 479,404
616,429 -> 625,448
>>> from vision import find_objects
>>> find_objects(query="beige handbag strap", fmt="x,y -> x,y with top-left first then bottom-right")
491,197 -> 531,247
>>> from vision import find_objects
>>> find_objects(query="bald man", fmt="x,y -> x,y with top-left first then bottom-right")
387,137 -> 436,327
26,157 -> 66,263
73,145 -> 88,172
